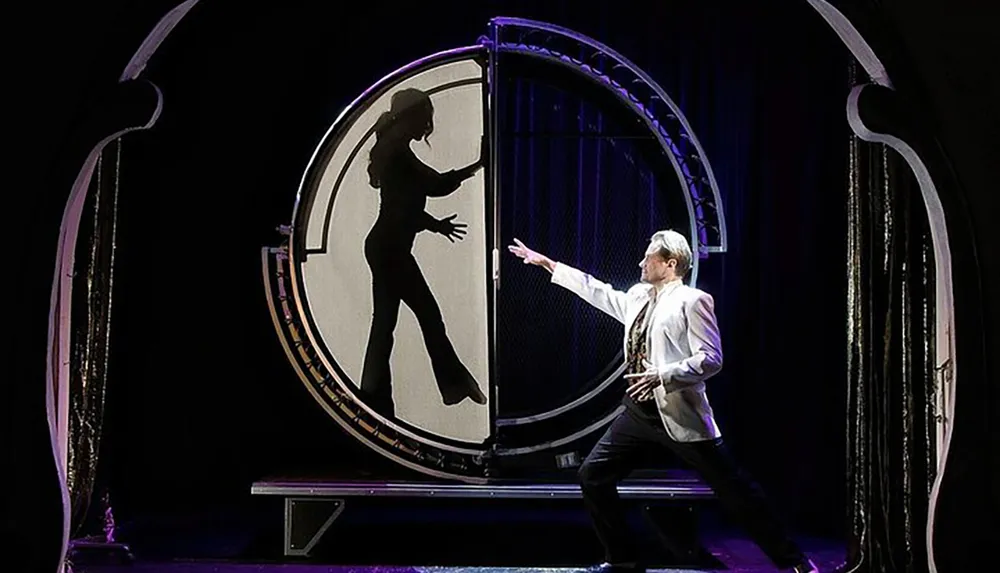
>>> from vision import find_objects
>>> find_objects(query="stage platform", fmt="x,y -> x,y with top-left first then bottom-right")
251,469 -> 714,500
251,471 -> 717,564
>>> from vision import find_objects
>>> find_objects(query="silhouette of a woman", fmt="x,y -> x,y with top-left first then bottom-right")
360,88 -> 488,418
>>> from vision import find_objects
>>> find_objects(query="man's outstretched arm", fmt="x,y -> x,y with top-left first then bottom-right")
508,238 -> 630,325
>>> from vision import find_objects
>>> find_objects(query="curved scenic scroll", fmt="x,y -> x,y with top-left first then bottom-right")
807,3 -> 959,572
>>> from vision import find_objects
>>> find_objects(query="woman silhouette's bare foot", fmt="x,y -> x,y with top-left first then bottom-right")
441,368 -> 487,406
465,380 -> 487,404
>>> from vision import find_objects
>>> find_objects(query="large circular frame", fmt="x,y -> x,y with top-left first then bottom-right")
265,18 -> 729,482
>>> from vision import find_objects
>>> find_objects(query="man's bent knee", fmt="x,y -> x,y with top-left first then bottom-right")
578,459 -> 614,488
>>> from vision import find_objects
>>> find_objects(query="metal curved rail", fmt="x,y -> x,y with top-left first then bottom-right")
491,17 -> 728,262
496,361 -> 625,427
495,406 -> 626,457
263,246 -> 489,483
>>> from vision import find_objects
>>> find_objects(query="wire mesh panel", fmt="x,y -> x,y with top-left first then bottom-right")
495,54 -> 690,421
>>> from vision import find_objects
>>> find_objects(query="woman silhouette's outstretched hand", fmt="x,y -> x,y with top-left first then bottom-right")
432,214 -> 468,242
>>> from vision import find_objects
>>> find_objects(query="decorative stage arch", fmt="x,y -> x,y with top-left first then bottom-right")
806,4 -> 958,573
264,17 -> 728,482
44,3 -> 201,571
43,5 -> 970,573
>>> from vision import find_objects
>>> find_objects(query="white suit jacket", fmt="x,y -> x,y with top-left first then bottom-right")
551,262 -> 724,442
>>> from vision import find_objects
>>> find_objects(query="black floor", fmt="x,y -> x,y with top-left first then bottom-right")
66,497 -> 846,573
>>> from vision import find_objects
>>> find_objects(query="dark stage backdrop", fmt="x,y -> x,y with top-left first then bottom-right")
20,0 -> 852,546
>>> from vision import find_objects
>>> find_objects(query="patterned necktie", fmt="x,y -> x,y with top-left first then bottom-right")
626,298 -> 653,401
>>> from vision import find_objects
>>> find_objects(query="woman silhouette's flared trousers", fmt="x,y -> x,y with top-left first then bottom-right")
359,235 -> 479,417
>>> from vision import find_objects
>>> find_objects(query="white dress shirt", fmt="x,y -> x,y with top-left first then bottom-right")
551,262 -> 724,442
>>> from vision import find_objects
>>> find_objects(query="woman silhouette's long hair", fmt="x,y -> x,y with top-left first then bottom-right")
359,88 -> 487,418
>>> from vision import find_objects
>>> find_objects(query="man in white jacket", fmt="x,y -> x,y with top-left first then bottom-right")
508,230 -> 818,573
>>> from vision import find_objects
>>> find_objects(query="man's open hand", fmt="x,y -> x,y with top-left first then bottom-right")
508,238 -> 556,272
